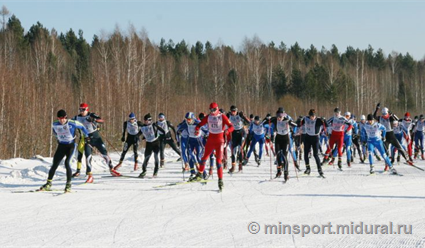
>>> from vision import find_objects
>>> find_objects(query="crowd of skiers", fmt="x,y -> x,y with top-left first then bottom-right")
39,102 -> 424,192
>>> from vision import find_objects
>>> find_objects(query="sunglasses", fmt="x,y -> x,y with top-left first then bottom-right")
145,118 -> 152,121
58,116 -> 67,120
210,108 -> 218,112
231,109 -> 237,112
79,108 -> 87,112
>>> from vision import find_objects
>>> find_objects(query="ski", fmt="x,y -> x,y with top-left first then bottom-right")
153,179 -> 211,188
404,163 -> 425,171
11,189 -> 63,193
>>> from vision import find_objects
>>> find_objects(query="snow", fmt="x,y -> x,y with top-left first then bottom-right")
1,150 -> 425,247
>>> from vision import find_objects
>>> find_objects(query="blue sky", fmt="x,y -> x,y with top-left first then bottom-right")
2,0 -> 424,59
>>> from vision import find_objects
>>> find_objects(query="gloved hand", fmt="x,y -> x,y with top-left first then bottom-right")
376,102 -> 381,109
194,129 -> 200,136
84,136 -> 91,143
121,136 -> 125,142
177,141 -> 180,147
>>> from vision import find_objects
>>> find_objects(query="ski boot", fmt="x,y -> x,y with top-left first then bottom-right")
153,173 -> 158,178
223,161 -> 228,170
407,160 -> 414,166
218,179 -> 224,192
228,163 -> 236,173
321,157 -> 329,166
390,157 -> 395,164
304,165 -> 311,175
421,153 -> 425,160
328,157 -> 335,166
189,173 -> 198,181
242,159 -> 248,166
347,161 -> 351,168
160,160 -> 165,168
209,167 -> 214,176
384,164 -> 389,171
351,155 -> 354,162
64,182 -> 71,193
337,159 -> 343,171
397,156 -> 401,163
414,151 -> 419,160
85,173 -> 94,183
72,169 -> 81,178
275,170 -> 282,178
319,171 -> 325,178
370,166 -> 375,175
138,170 -> 147,178
284,171 -> 289,182
113,162 -> 122,171
189,172 -> 202,182
238,163 -> 243,172
256,160 -> 261,167
134,162 -> 138,171
39,180 -> 52,191
177,157 -> 182,162
390,167 -> 398,175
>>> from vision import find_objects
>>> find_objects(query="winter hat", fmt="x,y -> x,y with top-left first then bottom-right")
249,114 -> 254,119
230,105 -> 237,111
144,113 -> 152,121
199,112 -> 205,120
57,109 -> 67,118
129,112 -> 136,119
254,116 -> 260,121
405,112 -> 410,117
367,114 -> 374,121
360,115 -> 366,121
158,113 -> 165,119
277,107 -> 285,113
334,107 -> 340,113
308,109 -> 316,117
79,103 -> 89,111
382,107 -> 389,115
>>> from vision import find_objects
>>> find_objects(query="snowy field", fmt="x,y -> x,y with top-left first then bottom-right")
1,149 -> 425,248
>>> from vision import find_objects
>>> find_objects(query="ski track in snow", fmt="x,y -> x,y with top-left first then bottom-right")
0,149 -> 425,247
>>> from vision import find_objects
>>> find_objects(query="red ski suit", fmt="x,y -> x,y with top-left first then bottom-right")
195,113 -> 234,179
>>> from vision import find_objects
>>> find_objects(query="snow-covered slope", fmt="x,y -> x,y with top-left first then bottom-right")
1,151 -> 425,247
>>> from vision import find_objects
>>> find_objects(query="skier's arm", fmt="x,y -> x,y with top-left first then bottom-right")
360,126 -> 367,143
380,124 -> 387,139
373,102 -> 380,120
122,121 -> 127,141
222,114 -> 234,133
195,115 -> 209,132
168,121 -> 178,141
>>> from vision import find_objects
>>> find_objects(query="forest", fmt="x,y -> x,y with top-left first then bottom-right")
0,6 -> 424,159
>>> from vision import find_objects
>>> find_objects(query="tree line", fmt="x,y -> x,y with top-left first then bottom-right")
0,6 -> 424,159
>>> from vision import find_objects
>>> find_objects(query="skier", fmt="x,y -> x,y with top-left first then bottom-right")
360,114 -> 398,175
401,112 -> 414,160
190,102 -> 234,191
39,110 -> 89,192
299,109 -> 327,177
157,113 -> 181,167
177,112 -> 203,179
245,116 -> 266,166
227,105 -> 250,173
272,108 -> 298,181
264,113 -> 276,157
322,108 -> 352,170
73,103 -> 120,180
413,115 -> 425,160
114,112 -> 143,171
373,103 -> 414,166
392,120 -> 408,162
138,113 -> 166,178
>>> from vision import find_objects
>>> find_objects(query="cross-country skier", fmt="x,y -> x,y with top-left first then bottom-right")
73,103 -> 120,181
413,115 -> 425,160
373,103 -> 414,166
391,120 -> 408,162
300,109 -> 327,177
138,113 -> 166,178
39,110 -> 89,192
401,112 -> 414,160
322,108 -> 352,170
157,113 -> 181,167
360,114 -> 398,175
227,105 -> 250,173
114,112 -> 143,171
245,116 -> 267,166
190,102 -> 234,191
272,108 -> 298,181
